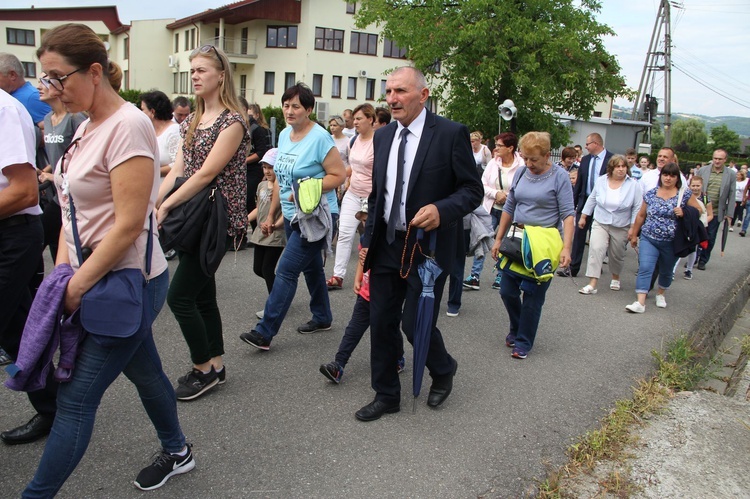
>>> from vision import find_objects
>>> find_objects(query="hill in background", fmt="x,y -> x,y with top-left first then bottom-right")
612,106 -> 750,137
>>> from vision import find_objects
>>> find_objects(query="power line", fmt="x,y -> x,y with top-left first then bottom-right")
672,53 -> 750,95
672,64 -> 750,111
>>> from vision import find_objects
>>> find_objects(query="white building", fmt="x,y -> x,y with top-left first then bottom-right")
1,1 -> 421,121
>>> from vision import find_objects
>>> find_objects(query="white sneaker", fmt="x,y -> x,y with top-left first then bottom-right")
446,310 -> 459,317
625,301 -> 645,313
610,280 -> 621,291
256,310 -> 264,319
578,285 -> 597,295
655,295 -> 667,308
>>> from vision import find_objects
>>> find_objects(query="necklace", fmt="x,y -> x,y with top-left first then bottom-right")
199,109 -> 224,127
524,168 -> 554,182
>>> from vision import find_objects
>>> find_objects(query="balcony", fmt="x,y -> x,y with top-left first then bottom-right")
202,37 -> 257,61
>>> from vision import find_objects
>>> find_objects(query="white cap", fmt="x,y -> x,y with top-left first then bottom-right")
260,148 -> 278,167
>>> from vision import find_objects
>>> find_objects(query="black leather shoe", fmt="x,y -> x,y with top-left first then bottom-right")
427,359 -> 458,408
355,400 -> 400,422
1,414 -> 54,445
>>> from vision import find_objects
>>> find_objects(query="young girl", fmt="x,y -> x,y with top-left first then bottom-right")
247,148 -> 285,319
683,175 -> 712,280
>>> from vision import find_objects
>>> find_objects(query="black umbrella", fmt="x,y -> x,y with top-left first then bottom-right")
721,218 -> 729,256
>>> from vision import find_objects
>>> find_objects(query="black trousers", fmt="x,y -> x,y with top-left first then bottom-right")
0,216 -> 57,417
569,213 -> 591,276
368,232 -> 454,404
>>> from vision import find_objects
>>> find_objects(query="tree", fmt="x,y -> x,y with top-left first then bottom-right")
671,118 -> 709,153
354,0 -> 629,147
710,124 -> 741,155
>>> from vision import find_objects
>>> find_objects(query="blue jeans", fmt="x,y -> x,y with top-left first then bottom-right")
499,269 -> 551,352
256,219 -> 332,339
468,208 -> 502,278
743,211 -> 750,233
635,236 -> 677,294
24,271 -> 185,498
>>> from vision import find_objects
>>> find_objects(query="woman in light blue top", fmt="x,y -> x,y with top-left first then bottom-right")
240,83 -> 346,350
577,155 -> 642,294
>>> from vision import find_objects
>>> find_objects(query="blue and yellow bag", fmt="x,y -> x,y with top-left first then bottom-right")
498,225 -> 562,283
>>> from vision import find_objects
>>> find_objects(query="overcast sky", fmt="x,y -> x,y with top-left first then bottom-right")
5,0 -> 750,118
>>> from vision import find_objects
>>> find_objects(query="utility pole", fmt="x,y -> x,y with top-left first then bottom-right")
631,0 -> 674,147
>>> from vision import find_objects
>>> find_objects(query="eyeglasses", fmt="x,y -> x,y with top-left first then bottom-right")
39,67 -> 85,92
585,141 -> 598,147
191,45 -> 225,71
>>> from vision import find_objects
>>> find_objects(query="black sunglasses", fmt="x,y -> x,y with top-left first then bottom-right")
191,45 -> 225,71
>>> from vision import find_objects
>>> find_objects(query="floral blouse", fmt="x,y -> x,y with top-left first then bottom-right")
641,187 -> 693,242
181,110 -> 249,239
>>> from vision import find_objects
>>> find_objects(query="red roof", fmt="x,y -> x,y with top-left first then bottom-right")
167,0 -> 301,29
0,6 -> 127,34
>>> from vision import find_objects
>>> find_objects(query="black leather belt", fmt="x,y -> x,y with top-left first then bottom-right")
0,214 -> 39,229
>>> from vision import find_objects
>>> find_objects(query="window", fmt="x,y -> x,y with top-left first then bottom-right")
180,72 -> 189,94
346,2 -> 356,14
264,72 -> 275,94
350,32 -> 377,56
383,38 -> 407,59
380,80 -> 387,99
332,76 -> 342,98
123,70 -> 129,91
7,28 -> 34,46
241,27 -> 249,54
123,37 -> 129,60
312,74 -> 323,97
174,33 -> 180,53
190,28 -> 196,50
315,27 -> 344,52
184,30 -> 190,51
285,72 -> 296,91
347,77 -> 357,99
239,75 -> 247,98
20,62 -> 36,78
365,78 -> 375,100
267,26 -> 298,48
173,73 -> 179,93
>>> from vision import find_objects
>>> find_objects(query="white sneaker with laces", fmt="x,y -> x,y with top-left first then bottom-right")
625,301 -> 645,313
610,280 -> 621,291
655,294 -> 667,308
578,285 -> 597,295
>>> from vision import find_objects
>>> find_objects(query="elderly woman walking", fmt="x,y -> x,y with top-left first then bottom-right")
577,155 -> 642,294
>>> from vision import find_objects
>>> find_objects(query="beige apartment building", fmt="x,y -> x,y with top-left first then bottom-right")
1,0 -> 419,122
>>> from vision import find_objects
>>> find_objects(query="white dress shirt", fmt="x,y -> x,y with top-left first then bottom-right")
383,108 -> 427,231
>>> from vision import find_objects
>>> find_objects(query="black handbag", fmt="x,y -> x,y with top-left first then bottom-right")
159,176 -> 229,276
499,224 -> 524,265
68,191 -> 153,338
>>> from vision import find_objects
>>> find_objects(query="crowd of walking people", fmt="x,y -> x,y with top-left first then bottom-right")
0,22 -> 747,496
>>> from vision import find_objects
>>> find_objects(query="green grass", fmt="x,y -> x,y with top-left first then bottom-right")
537,333 -> 714,498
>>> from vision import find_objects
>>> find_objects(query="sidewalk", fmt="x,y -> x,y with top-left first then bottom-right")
559,304 -> 750,498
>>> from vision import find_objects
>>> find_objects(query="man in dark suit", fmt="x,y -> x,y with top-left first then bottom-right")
559,132 -> 612,277
355,67 -> 482,421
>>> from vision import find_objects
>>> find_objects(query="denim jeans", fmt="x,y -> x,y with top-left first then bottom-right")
499,269 -> 551,353
743,211 -> 750,233
635,236 -> 677,294
23,271 -> 185,498
255,218 -> 332,339
468,208 -> 502,278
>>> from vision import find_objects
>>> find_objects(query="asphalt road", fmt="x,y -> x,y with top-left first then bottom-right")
3,230 -> 749,498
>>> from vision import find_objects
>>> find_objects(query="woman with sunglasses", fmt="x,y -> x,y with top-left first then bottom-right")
157,44 -> 249,401
27,23 -> 192,495
625,162 -> 702,313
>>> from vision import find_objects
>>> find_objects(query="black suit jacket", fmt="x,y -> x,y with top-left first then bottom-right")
363,109 -> 482,271
573,150 -> 613,213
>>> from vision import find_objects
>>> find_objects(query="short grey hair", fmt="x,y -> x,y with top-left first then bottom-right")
0,53 -> 24,77
391,66 -> 427,90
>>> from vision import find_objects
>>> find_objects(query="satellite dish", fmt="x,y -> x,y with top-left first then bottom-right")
103,41 -> 110,51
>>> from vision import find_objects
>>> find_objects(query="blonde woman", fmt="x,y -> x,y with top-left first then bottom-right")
577,155 -> 642,294
157,44 -> 249,401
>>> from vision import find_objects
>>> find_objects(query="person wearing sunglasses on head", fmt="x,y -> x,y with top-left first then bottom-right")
157,43 -> 249,401
21,23 -> 193,495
